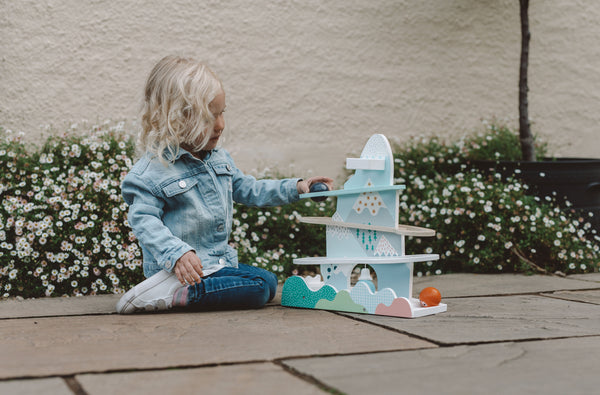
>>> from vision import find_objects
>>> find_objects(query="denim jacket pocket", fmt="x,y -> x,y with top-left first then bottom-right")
213,163 -> 234,177
207,246 -> 239,268
213,163 -> 233,192
161,176 -> 200,197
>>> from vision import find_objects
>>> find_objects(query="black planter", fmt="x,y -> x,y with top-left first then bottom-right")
469,158 -> 600,231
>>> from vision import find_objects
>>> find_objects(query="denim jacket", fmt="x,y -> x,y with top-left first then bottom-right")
122,148 -> 301,278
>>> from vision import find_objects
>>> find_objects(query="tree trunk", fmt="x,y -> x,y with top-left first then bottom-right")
519,0 -> 536,161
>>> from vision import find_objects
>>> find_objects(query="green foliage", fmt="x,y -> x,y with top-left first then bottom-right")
394,123 -> 598,276
460,121 -> 548,161
231,198 -> 334,281
0,125 -> 142,297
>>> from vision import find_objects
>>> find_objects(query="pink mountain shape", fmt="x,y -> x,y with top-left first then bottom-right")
375,297 -> 413,318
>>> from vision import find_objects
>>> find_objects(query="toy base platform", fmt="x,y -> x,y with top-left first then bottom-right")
281,275 -> 447,319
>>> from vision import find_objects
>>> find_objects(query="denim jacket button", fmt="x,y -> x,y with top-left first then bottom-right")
217,224 -> 224,232
219,258 -> 225,265
178,180 -> 187,188
226,164 -> 232,171
165,261 -> 172,269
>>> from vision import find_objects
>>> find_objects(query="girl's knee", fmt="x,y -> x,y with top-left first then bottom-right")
266,270 -> 277,286
248,281 -> 271,308
264,271 -> 278,301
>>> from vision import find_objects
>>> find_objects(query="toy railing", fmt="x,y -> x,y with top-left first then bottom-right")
292,255 -> 440,265
299,184 -> 406,200
297,216 -> 436,237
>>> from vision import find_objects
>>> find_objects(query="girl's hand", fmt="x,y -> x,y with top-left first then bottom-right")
297,176 -> 334,194
174,251 -> 204,285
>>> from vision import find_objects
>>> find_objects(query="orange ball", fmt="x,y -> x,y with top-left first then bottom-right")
419,287 -> 441,307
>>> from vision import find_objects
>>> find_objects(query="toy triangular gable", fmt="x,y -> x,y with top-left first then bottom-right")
338,134 -> 399,227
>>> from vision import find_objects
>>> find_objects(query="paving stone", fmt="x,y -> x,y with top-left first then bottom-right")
0,294 -> 119,319
0,306 -> 434,379
339,294 -> 600,345
78,362 -> 325,395
1,274 -> 595,320
542,289 -> 600,305
568,272 -> 600,283
412,273 -> 599,298
282,336 -> 600,395
0,377 -> 72,395
0,285 -> 284,320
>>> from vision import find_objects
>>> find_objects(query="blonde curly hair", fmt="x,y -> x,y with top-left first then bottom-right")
139,55 -> 223,161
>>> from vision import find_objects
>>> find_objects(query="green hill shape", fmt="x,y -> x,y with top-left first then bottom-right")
281,276 -> 337,308
315,290 -> 367,314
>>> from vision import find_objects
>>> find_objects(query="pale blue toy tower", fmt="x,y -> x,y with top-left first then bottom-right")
281,134 -> 446,318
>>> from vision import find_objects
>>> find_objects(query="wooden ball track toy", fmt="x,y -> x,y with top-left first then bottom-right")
281,134 -> 446,318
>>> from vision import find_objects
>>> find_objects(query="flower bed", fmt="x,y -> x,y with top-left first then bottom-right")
394,123 -> 599,276
0,122 -> 598,298
0,124 -> 142,297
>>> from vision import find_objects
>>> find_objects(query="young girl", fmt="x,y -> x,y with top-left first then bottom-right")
116,55 -> 332,314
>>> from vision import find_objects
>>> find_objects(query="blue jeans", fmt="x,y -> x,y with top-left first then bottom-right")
186,264 -> 278,309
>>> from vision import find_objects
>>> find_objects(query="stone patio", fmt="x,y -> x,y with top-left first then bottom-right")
1,273 -> 599,394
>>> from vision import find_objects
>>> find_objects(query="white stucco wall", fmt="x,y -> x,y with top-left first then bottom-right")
1,0 -> 599,179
